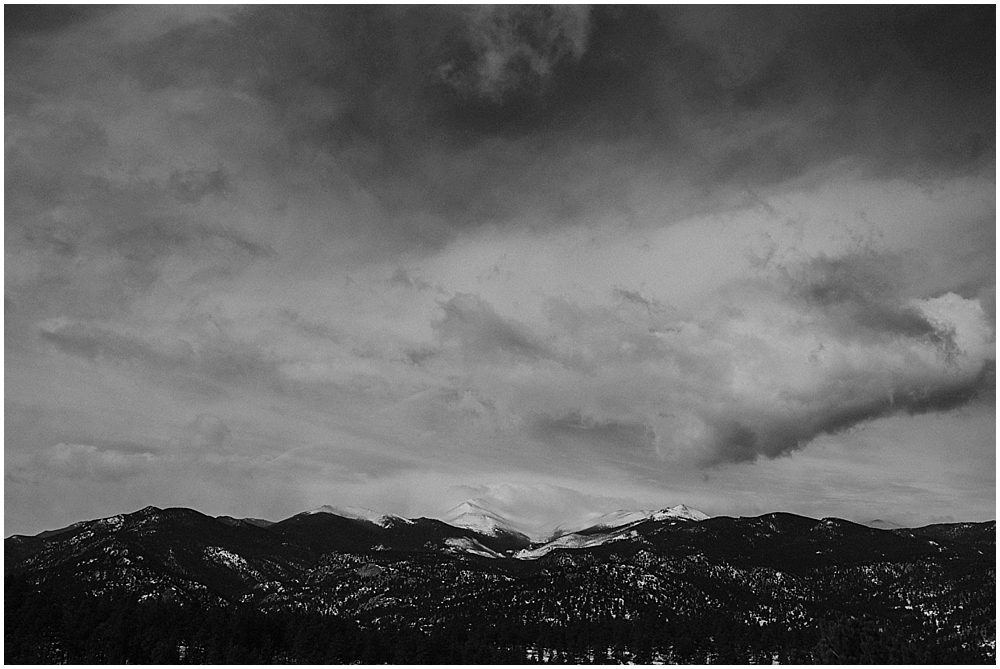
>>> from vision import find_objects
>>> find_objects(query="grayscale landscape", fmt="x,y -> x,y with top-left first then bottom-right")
5,5 -> 995,664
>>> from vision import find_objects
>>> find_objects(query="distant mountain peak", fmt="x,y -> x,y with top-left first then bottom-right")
444,499 -> 500,518
443,499 -> 529,539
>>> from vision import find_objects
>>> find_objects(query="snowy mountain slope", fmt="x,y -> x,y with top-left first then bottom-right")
552,504 -> 709,537
443,536 -> 503,559
514,528 -> 638,559
516,504 -> 710,560
551,510 -> 652,536
442,500 -> 531,542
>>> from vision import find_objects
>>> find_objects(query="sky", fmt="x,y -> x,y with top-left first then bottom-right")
5,5 -> 995,538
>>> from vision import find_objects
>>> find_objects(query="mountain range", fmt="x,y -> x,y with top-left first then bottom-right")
6,500 -> 716,566
5,502 -> 995,664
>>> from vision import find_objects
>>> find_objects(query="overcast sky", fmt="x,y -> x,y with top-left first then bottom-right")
5,5 -> 995,537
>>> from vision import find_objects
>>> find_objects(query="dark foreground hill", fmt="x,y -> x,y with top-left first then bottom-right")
5,506 -> 995,664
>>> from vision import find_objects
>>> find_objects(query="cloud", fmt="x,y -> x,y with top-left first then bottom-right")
37,318 -> 285,399
39,319 -> 194,366
389,267 -> 433,291
434,293 -> 551,362
529,411 -> 657,457
672,6 -> 798,89
613,287 -> 662,313
788,253 -> 944,342
439,6 -> 591,102
167,167 -> 230,203
697,362 -> 992,466
11,5 -> 989,266
418,247 -> 994,468
4,7 -> 993,535
6,158 -> 271,338
182,413 -> 232,453
5,6 -> 112,38
34,442 -> 156,481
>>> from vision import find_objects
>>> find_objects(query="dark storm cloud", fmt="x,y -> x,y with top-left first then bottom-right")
702,363 -> 994,466
665,5 -> 993,177
4,5 -> 112,38
66,5 -> 990,251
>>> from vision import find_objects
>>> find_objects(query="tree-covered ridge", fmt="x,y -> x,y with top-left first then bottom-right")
4,587 -> 991,664
5,507 -> 994,664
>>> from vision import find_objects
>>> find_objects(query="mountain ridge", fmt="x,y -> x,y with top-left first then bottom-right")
6,503 -> 994,664
7,503 -> 993,565
9,500 -> 995,544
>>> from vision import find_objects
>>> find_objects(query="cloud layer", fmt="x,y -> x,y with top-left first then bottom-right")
5,6 -> 994,535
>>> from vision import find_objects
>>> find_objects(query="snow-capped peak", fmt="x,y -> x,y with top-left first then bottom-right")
304,505 -> 412,528
443,499 -> 525,538
300,500 -> 705,538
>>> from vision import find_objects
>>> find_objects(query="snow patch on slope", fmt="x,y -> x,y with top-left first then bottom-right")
205,546 -> 248,570
443,537 -> 502,559
96,515 -> 124,531
514,529 -> 638,560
